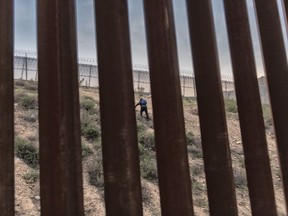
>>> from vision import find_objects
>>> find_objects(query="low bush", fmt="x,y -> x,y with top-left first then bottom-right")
186,132 -> 195,145
88,154 -> 104,188
140,154 -> 158,181
234,169 -> 247,189
22,110 -> 38,122
15,137 -> 39,168
81,123 -> 100,141
225,99 -> 238,113
80,97 -> 96,111
18,94 -> 37,109
24,81 -> 38,91
191,164 -> 203,177
262,104 -> 273,129
15,79 -> 26,87
23,171 -> 39,183
138,131 -> 155,150
82,143 -> 93,158
137,124 -> 146,133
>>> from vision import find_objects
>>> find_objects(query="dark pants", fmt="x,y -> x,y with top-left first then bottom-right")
140,106 -> 149,119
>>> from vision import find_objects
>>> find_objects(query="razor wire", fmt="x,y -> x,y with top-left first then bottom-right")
13,50 -> 240,98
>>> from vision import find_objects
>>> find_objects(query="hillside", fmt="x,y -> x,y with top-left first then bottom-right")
13,80 -> 286,215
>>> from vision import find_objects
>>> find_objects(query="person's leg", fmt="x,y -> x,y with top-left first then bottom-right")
144,107 -> 149,119
140,107 -> 144,117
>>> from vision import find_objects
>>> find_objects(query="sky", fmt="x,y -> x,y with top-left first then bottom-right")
14,0 -> 288,76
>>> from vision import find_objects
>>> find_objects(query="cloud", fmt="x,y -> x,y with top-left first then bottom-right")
15,0 -> 37,50
14,0 -> 286,76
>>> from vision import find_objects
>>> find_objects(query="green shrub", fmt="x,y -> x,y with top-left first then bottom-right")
81,123 -> 100,141
186,132 -> 195,145
22,110 -> 37,122
23,171 -> 39,183
138,143 -> 146,156
15,137 -> 39,168
80,97 -> 96,111
80,110 -> 100,126
138,131 -> 155,150
192,180 -> 206,196
137,124 -> 146,133
15,79 -> 26,87
19,94 -> 37,109
140,155 -> 158,181
262,104 -> 273,129
24,81 -> 38,91
14,91 -> 27,104
234,169 -> 247,189
82,143 -> 93,158
191,164 -> 203,177
225,99 -> 238,113
88,155 -> 104,188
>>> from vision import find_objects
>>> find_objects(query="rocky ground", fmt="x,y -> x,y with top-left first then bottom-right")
13,80 -> 286,215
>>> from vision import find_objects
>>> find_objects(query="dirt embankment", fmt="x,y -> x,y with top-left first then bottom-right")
14,84 -> 286,215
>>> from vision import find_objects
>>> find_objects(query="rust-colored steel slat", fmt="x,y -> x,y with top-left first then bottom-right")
143,0 -> 194,215
254,0 -> 288,211
94,1 -> 143,215
37,0 -> 84,215
186,0 -> 238,215
0,0 -> 14,215
282,0 -> 288,28
223,1 -> 277,215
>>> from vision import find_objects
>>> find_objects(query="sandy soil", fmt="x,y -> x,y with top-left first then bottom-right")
14,88 -> 286,215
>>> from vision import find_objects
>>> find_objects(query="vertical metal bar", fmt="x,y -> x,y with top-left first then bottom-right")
183,76 -> 186,97
89,66 -> 92,87
138,70 -> 140,92
192,77 -> 196,97
94,1 -> 143,215
223,1 -> 277,215
282,0 -> 288,29
21,57 -> 25,79
0,0 -> 14,215
35,71 -> 38,82
25,53 -> 28,81
186,1 -> 238,215
143,0 -> 194,215
37,0 -> 84,215
254,0 -> 288,210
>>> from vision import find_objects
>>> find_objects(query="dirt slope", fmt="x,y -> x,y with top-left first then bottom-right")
14,84 -> 286,215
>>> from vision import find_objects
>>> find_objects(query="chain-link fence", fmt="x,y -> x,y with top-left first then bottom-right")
13,50 -> 268,102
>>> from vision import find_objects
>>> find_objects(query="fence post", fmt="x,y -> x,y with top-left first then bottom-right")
0,0 -> 14,215
223,0 -> 278,214
25,53 -> 28,81
143,0 -> 194,214
137,70 -> 140,92
183,76 -> 186,97
186,0 -> 238,214
88,66 -> 92,87
95,1 -> 143,214
38,0 -> 84,214
254,0 -> 288,209
192,77 -> 196,97
21,56 -> 25,79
